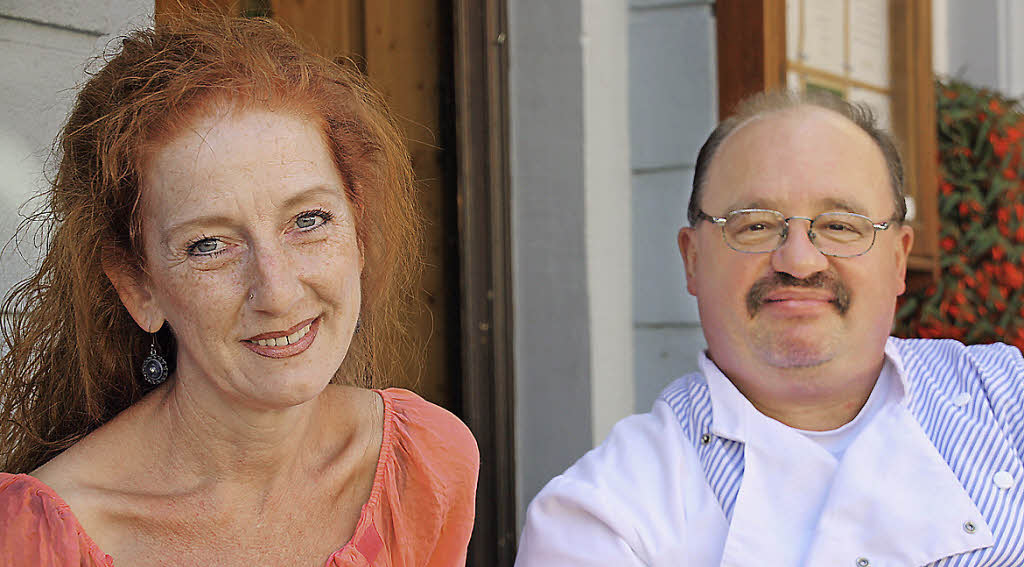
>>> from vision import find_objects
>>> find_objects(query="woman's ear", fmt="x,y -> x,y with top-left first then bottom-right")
101,249 -> 165,333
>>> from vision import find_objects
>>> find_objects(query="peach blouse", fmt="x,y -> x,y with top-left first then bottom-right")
0,388 -> 479,566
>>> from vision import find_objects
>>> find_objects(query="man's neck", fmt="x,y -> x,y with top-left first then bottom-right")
711,353 -> 885,431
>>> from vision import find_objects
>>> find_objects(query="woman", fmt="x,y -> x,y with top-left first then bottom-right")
0,13 -> 478,566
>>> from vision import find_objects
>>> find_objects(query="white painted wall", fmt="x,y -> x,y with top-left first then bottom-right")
582,0 -> 634,447
937,0 -> 1024,97
0,1 -> 152,296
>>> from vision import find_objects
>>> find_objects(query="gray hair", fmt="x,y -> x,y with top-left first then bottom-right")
688,90 -> 906,225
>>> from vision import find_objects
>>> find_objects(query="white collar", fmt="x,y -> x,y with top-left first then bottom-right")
700,337 -> 911,443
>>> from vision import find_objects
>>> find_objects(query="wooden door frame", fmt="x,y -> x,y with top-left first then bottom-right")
452,0 -> 516,564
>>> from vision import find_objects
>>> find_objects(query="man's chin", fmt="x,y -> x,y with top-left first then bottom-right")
751,329 -> 841,369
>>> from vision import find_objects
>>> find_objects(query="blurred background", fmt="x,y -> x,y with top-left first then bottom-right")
2,1 -> 1021,564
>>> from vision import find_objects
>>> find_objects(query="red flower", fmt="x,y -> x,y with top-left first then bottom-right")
990,98 -> 1004,114
941,237 -> 956,252
1015,203 -> 1024,219
959,202 -> 970,216
1004,167 -> 1017,180
1001,264 -> 1024,288
979,285 -> 990,301
940,181 -> 954,195
993,245 -> 1006,261
1016,226 -> 1024,243
998,208 -> 1011,223
1008,126 -> 1023,143
991,133 -> 1010,158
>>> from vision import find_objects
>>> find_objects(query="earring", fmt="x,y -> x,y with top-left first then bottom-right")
141,334 -> 169,385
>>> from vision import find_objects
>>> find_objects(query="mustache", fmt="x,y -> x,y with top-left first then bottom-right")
746,271 -> 851,317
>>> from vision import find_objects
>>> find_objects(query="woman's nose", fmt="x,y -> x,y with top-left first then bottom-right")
246,245 -> 304,313
770,218 -> 830,279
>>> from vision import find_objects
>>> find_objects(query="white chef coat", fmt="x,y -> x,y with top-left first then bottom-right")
516,338 -> 1024,566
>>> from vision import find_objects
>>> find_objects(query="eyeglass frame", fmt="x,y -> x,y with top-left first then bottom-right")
694,208 -> 900,258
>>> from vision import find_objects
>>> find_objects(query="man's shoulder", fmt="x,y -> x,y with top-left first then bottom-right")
890,336 -> 1024,382
519,392 -> 704,564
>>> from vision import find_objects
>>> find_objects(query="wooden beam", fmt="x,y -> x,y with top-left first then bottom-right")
452,0 -> 516,564
715,0 -> 786,118
270,0 -> 365,59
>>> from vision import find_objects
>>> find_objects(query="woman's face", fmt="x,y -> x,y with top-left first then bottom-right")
131,106 -> 362,409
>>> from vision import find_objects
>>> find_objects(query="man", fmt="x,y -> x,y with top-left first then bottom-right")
515,91 -> 1024,566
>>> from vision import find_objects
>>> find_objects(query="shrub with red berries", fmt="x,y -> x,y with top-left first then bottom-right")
894,80 -> 1024,348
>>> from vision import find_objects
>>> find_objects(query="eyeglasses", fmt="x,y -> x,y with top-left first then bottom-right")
696,208 -> 897,258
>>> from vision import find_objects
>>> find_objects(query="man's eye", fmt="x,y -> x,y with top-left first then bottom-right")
188,238 -> 223,256
746,223 -> 768,232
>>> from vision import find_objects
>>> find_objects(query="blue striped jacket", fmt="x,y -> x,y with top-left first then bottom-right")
661,338 -> 1024,566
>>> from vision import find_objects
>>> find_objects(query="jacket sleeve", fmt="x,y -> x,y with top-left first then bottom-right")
516,473 -> 648,567
515,403 -> 697,567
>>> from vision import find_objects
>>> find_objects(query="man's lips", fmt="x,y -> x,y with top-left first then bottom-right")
762,289 -> 837,303
747,271 -> 851,316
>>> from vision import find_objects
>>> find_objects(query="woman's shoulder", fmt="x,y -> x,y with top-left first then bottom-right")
358,390 -> 478,564
377,388 -> 480,474
0,473 -> 112,566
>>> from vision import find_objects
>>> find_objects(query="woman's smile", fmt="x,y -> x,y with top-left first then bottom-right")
243,317 -> 320,358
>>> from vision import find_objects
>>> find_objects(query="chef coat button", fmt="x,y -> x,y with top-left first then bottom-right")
855,557 -> 870,567
952,392 -> 971,407
700,434 -> 712,445
994,470 -> 1015,489
963,521 -> 977,534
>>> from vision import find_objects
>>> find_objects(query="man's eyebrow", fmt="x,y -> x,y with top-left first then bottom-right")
160,185 -> 345,244
722,197 -> 870,215
819,198 -> 869,215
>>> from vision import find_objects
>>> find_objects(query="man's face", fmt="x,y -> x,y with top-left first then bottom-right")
678,106 -> 914,405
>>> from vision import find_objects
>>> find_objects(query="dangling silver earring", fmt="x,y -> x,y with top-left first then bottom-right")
141,334 -> 169,385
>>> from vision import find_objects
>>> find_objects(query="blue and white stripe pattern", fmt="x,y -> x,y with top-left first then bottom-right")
660,337 -> 1024,565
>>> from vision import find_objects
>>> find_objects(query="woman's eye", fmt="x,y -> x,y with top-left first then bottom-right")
187,237 -> 223,256
295,210 -> 333,231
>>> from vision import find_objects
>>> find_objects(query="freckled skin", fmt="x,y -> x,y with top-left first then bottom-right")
133,106 -> 363,411
678,107 -> 915,429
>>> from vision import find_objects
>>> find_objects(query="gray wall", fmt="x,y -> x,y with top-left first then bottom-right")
0,1 -> 152,296
630,0 -> 715,411
509,1 -> 592,525
509,0 -> 634,529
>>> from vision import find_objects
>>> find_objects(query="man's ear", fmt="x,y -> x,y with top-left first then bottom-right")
894,223 -> 915,295
678,227 -> 700,296
101,249 -> 165,333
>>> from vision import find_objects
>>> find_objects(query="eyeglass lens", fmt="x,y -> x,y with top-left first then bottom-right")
722,210 -> 876,257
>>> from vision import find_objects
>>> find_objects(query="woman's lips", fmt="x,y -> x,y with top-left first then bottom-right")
242,317 -> 319,358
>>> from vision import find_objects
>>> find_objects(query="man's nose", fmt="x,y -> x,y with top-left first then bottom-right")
246,244 -> 304,314
770,218 -> 829,279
